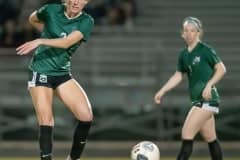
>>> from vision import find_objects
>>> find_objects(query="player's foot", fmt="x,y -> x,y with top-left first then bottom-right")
66,155 -> 80,160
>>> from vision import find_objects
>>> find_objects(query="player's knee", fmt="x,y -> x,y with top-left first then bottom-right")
201,132 -> 216,142
76,111 -> 93,122
84,113 -> 93,122
181,129 -> 195,140
39,117 -> 54,126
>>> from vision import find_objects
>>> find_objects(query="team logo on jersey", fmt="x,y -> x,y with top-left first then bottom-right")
39,74 -> 47,83
192,56 -> 201,65
60,32 -> 67,38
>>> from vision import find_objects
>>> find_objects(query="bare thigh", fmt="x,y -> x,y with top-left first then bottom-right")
181,106 -> 214,140
29,86 -> 54,126
55,79 -> 93,121
200,116 -> 217,142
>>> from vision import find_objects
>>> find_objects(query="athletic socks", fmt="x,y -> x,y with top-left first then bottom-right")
39,125 -> 53,160
177,139 -> 193,160
208,139 -> 223,160
39,121 -> 92,160
176,139 -> 223,160
70,121 -> 92,160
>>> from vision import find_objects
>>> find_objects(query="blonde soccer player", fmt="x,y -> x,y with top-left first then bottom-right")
154,17 -> 226,160
16,0 -> 94,160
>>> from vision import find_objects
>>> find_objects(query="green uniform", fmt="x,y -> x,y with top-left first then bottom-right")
29,4 -> 94,76
177,41 -> 221,106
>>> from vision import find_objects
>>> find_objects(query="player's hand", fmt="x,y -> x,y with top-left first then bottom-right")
154,90 -> 164,104
202,84 -> 212,100
16,39 -> 42,55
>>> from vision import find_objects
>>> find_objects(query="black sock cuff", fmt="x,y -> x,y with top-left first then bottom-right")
208,139 -> 218,144
208,139 -> 220,149
182,139 -> 194,144
76,121 -> 92,130
39,126 -> 53,137
181,139 -> 194,150
40,125 -> 53,130
39,126 -> 53,135
78,120 -> 92,125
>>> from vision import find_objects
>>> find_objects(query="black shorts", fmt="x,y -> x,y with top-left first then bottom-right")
28,70 -> 72,89
194,101 -> 219,114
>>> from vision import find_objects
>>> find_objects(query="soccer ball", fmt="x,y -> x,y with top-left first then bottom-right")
131,141 -> 160,160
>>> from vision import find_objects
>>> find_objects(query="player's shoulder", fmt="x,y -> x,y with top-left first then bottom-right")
199,41 -> 214,51
200,41 -> 217,54
81,12 -> 95,24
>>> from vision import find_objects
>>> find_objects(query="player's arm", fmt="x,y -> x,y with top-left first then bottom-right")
154,71 -> 184,104
202,62 -> 226,100
16,31 -> 83,55
40,31 -> 83,49
29,11 -> 44,32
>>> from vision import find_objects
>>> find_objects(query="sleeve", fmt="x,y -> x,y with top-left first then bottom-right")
36,4 -> 49,22
177,53 -> 186,73
205,48 -> 222,68
78,17 -> 94,42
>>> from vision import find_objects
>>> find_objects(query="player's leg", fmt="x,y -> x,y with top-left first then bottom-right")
177,106 -> 214,160
56,79 -> 93,160
29,86 -> 54,160
200,116 -> 223,160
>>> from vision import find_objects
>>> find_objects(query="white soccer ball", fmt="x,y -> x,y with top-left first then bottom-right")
131,141 -> 160,160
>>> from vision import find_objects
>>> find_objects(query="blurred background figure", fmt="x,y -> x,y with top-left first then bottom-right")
0,0 -> 22,47
105,0 -> 137,29
120,0 -> 137,29
85,0 -> 107,25
0,19 -> 20,47
0,0 -> 22,25
0,0 -> 41,47
19,22 -> 39,43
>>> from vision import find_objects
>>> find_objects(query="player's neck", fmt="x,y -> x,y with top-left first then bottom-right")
64,11 -> 83,19
187,40 -> 200,52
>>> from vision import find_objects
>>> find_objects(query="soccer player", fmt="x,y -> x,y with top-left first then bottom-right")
154,17 -> 226,160
16,0 -> 94,160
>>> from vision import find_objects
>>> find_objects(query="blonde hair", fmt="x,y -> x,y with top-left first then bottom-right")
181,16 -> 204,38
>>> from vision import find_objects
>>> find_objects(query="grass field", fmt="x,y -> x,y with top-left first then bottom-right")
1,158 -> 240,160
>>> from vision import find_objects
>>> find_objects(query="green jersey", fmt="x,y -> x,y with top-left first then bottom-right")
177,42 -> 221,105
29,4 -> 94,76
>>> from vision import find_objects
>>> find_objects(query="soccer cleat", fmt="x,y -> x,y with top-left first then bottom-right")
66,155 -> 80,160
